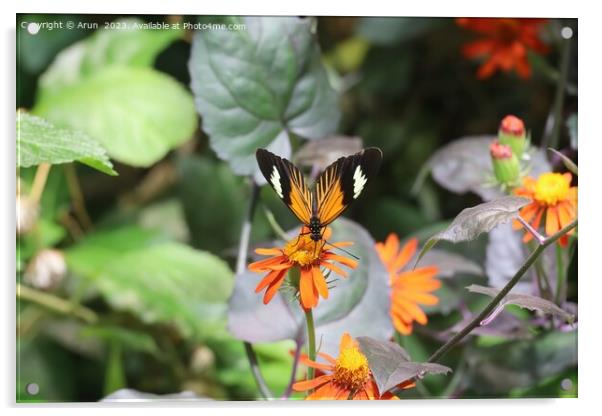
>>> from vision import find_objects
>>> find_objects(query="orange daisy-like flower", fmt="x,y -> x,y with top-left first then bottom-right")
456,18 -> 549,79
376,234 -> 441,335
248,227 -> 358,309
513,172 -> 578,247
293,332 -> 414,400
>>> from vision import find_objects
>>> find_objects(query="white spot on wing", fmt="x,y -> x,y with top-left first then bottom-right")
353,166 -> 368,199
270,166 -> 284,198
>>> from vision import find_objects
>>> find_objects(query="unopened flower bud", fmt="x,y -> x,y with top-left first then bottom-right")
498,115 -> 527,158
16,195 -> 39,235
190,345 -> 215,375
490,140 -> 520,186
23,249 -> 67,290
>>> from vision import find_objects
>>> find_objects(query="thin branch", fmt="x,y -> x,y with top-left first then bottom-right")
236,181 -> 274,400
518,216 -> 546,245
17,282 -> 98,324
281,336 -> 303,399
544,29 -> 572,150
427,219 -> 577,364
64,164 -> 93,231
29,163 -> 51,204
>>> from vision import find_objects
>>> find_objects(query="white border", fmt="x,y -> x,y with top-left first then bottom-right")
4,0 -> 601,415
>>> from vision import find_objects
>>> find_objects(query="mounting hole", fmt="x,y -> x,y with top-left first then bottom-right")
561,27 -> 573,40
560,378 -> 573,391
26,383 -> 39,396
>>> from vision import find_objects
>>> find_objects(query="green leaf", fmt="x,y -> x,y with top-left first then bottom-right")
65,227 -> 233,339
176,155 -> 246,252
357,336 -> 451,395
465,330 -> 577,395
415,196 -> 531,268
189,16 -> 340,177
34,66 -> 197,167
227,218 -> 392,357
79,325 -> 162,358
39,17 -> 183,95
467,284 -> 575,324
17,111 -> 116,175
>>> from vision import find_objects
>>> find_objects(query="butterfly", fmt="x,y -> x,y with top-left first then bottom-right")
256,147 -> 383,242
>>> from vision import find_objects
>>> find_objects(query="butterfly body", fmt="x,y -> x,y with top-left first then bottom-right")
256,147 -> 383,240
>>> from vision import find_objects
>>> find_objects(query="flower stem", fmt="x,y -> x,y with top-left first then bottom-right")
545,28 -> 572,150
236,181 -> 274,400
17,282 -> 98,324
304,308 -> 317,384
427,218 -> 577,364
555,242 -> 566,305
29,163 -> 51,204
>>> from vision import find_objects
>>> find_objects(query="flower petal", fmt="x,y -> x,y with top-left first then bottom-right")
299,267 -> 317,309
390,238 -> 418,274
254,269 -> 286,293
545,205 -> 560,236
312,266 -> 329,300
292,374 -> 332,392
321,261 -> 348,278
263,271 -> 287,304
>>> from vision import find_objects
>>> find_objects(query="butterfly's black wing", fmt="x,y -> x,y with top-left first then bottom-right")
256,148 -> 313,225
315,147 -> 383,226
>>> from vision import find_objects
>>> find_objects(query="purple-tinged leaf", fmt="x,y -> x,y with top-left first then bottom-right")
357,336 -> 451,395
427,136 -> 552,201
467,284 -> 575,324
415,196 -> 531,268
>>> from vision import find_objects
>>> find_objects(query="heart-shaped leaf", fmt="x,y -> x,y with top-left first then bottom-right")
188,16 -> 340,178
17,111 -> 116,175
227,218 -> 392,356
357,336 -> 451,394
467,284 -> 575,324
416,196 -> 531,267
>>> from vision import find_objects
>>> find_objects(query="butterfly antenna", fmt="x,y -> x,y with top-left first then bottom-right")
324,240 -> 360,260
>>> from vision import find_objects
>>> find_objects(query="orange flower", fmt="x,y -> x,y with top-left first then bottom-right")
456,18 -> 549,79
248,227 -> 357,309
292,332 -> 414,399
513,172 -> 577,247
376,234 -> 441,335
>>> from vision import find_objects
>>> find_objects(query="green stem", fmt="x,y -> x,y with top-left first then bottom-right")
304,308 -> 316,384
555,243 -> 566,305
546,29 -> 571,150
427,219 -> 577,364
17,282 -> 98,324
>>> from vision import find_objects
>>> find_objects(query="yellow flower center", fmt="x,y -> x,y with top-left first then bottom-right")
534,173 -> 570,206
283,234 -> 320,267
333,347 -> 370,391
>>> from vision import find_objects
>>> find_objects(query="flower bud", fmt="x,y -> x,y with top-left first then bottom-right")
490,140 -> 520,186
16,194 -> 39,235
498,115 -> 527,158
23,249 -> 67,290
